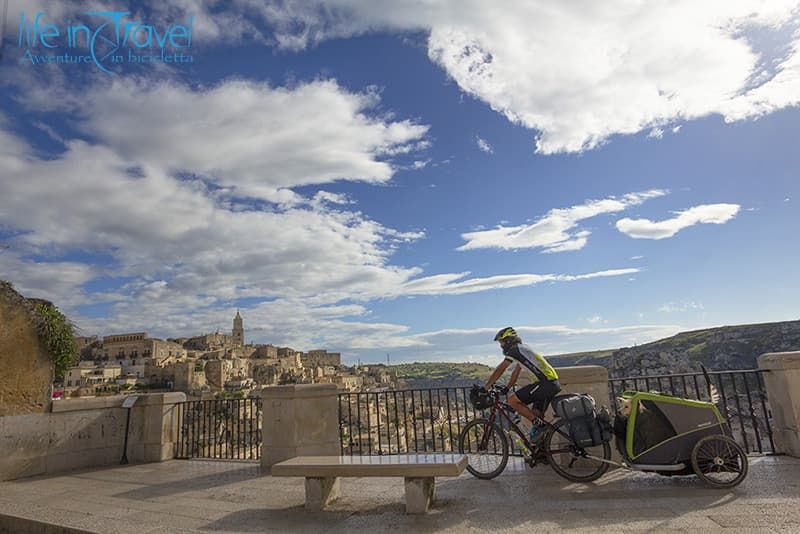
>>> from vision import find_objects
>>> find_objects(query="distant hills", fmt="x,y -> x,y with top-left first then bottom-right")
605,319 -> 800,377
390,319 -> 800,387
391,362 -> 493,389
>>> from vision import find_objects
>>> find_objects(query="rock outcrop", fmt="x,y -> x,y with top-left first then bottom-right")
0,282 -> 54,415
609,320 -> 800,377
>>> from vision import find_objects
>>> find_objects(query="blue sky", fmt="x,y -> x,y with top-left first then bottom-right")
1,1 -> 799,365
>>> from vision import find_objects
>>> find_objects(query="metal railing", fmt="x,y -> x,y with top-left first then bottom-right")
174,398 -> 262,460
608,369 -> 775,454
337,387 -> 532,457
339,387 -> 478,456
338,369 -> 776,456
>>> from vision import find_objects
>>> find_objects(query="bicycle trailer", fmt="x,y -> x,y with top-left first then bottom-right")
613,390 -> 748,488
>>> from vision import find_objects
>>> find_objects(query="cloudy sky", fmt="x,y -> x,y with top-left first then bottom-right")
1,1 -> 798,366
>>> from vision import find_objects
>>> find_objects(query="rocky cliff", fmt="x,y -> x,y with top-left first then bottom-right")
608,320 -> 800,377
0,282 -> 55,415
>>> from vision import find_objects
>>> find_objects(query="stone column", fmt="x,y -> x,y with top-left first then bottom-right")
133,392 -> 187,463
554,366 -> 611,412
261,384 -> 340,470
758,351 -> 800,457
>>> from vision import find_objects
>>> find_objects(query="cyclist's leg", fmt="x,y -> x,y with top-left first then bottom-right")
509,383 -> 540,422
529,380 -> 561,420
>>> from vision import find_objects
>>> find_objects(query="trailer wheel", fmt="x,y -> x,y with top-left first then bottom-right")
691,434 -> 748,489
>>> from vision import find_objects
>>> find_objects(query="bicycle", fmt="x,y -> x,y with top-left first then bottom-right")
458,384 -> 612,482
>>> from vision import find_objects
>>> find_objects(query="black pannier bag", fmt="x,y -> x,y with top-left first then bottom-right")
594,406 -> 613,444
553,394 -> 602,448
568,415 -> 598,448
552,394 -> 595,420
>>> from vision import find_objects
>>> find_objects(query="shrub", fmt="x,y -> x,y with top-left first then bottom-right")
33,301 -> 78,380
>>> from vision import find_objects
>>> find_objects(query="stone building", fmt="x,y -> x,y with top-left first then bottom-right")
301,349 -> 341,367
252,344 -> 278,359
169,361 -> 207,393
64,364 -> 122,394
184,332 -> 234,352
95,333 -> 186,380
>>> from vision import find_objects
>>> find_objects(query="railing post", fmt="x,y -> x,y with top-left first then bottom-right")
260,384 -> 340,470
135,392 -> 187,463
758,351 -> 800,457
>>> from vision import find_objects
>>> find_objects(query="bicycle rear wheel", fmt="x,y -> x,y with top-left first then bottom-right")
458,418 -> 509,479
543,419 -> 610,483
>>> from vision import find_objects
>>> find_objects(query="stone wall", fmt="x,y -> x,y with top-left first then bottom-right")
759,351 -> 800,457
0,392 -> 185,481
0,282 -> 54,416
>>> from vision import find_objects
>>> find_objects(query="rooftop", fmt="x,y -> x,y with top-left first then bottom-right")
1,456 -> 798,533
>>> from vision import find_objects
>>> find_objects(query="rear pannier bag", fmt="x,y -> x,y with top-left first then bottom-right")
594,406 -> 613,444
567,415 -> 598,448
554,394 -> 612,448
553,394 -> 595,420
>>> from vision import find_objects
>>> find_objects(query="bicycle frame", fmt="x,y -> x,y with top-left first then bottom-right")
481,398 -> 572,455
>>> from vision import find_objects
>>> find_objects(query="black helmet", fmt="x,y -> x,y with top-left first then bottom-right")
493,326 -> 518,343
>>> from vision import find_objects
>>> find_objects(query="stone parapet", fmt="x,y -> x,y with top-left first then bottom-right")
758,351 -> 800,457
0,392 -> 186,481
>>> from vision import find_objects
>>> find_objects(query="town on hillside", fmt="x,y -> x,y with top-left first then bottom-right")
60,311 -> 402,400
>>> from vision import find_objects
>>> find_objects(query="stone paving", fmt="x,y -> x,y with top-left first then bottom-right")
1,456 -> 799,533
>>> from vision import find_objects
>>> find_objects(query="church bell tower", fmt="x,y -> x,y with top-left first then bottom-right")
232,310 -> 244,347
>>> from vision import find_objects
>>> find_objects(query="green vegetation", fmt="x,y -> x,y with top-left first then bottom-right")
390,362 -> 492,383
33,301 -> 77,379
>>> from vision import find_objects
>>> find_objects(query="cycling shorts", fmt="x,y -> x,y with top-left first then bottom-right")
514,379 -> 561,412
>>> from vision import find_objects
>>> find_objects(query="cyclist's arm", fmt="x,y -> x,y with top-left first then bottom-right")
507,364 -> 522,388
485,359 -> 511,389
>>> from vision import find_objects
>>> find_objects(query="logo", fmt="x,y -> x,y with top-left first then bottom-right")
16,11 -> 194,74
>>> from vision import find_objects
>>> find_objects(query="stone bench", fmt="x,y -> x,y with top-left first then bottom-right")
271,453 -> 468,514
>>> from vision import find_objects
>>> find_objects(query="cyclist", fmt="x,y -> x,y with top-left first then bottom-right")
485,326 -> 561,442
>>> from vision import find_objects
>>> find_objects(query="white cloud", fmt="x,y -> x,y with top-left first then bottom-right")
616,203 -> 741,239
0,79 -> 639,351
252,0 -> 800,154
475,135 -> 494,154
18,78 -> 430,204
658,301 -> 704,313
648,128 -> 664,139
459,190 -> 667,251
397,268 -> 638,297
630,255 -> 644,260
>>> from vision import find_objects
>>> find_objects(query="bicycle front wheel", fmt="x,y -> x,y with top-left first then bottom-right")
458,418 -> 509,479
543,419 -> 610,483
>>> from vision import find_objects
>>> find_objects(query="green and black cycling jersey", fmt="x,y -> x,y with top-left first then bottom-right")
503,343 -> 559,384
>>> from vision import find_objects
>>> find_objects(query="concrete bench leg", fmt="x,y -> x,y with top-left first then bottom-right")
304,477 -> 340,511
404,477 -> 435,514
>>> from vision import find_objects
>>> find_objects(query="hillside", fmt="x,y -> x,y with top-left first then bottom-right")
547,319 -> 800,377
607,320 -> 800,377
390,362 -> 492,388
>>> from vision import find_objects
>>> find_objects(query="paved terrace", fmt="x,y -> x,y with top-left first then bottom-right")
1,456 -> 799,533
